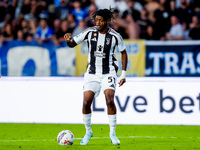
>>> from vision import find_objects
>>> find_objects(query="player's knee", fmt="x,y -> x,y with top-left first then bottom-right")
106,99 -> 114,107
83,99 -> 92,108
105,91 -> 114,100
105,94 -> 115,106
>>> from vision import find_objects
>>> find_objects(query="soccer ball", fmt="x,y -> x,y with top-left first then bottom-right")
57,130 -> 74,145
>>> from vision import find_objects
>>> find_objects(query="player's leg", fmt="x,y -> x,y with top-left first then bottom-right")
102,75 -> 120,145
81,90 -> 94,145
83,90 -> 95,114
104,89 -> 120,145
104,89 -> 116,115
81,76 -> 101,145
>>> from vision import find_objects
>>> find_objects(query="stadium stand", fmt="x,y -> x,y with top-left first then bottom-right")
0,0 -> 200,45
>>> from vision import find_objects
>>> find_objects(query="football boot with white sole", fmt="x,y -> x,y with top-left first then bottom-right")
110,133 -> 120,145
80,131 -> 93,145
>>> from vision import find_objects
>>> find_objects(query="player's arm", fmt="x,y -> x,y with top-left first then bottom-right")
118,49 -> 128,87
64,33 -> 77,48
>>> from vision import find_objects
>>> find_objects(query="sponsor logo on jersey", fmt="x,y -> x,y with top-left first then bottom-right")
97,45 -> 103,52
94,51 -> 106,58
94,45 -> 106,58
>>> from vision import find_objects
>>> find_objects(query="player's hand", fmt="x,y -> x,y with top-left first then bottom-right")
118,78 -> 126,87
64,33 -> 72,41
118,70 -> 126,87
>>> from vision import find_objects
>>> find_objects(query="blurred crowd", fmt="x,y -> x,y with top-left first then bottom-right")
0,0 -> 200,46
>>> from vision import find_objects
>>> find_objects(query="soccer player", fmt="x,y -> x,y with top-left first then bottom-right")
64,8 -> 128,146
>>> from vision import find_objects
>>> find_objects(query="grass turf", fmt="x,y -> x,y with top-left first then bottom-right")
0,123 -> 199,150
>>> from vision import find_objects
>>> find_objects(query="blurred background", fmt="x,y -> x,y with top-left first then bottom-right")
0,0 -> 200,125
0,0 -> 200,77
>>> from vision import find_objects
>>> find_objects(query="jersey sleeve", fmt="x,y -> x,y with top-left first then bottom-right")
117,34 -> 126,52
73,28 -> 89,45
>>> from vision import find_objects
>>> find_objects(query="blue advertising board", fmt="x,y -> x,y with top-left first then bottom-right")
0,40 -> 76,76
145,41 -> 200,76
1,40 -> 200,77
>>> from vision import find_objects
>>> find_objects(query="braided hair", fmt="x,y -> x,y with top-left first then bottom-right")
91,6 -> 115,22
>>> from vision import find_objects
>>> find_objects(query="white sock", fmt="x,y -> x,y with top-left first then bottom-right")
83,113 -> 92,133
108,114 -> 116,135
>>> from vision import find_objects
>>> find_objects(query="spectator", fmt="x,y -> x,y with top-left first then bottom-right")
30,0 -> 38,15
153,0 -> 171,40
145,25 -> 157,40
54,0 -> 70,20
85,3 -> 97,27
136,8 -> 152,39
21,19 -> 29,35
125,14 -> 140,39
14,0 -> 23,19
34,0 -> 50,20
170,0 -> 176,11
182,22 -> 190,40
115,0 -> 129,17
122,0 -> 140,22
28,19 -> 37,35
174,0 -> 192,9
53,20 -> 71,45
95,0 -> 116,9
110,9 -> 129,39
20,0 -> 31,16
189,15 -> 200,40
193,0 -> 200,19
81,0 -> 95,9
130,0 -> 144,12
21,0 -> 37,22
118,13 -> 140,40
53,18 -> 61,34
67,13 -> 76,33
3,23 -> 14,41
72,20 -> 87,37
144,0 -> 160,23
16,29 -> 24,41
12,19 -> 29,39
0,0 -> 16,29
174,0 -> 195,25
164,15 -> 184,40
11,18 -> 20,37
25,33 -> 33,42
70,0 -> 88,25
0,0 -> 199,42
3,0 -> 16,22
189,15 -> 200,29
35,19 -> 54,44
54,0 -> 61,7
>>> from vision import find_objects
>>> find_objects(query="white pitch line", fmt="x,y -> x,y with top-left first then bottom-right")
0,136 -> 200,142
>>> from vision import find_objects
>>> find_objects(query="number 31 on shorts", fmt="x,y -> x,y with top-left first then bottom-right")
108,76 -> 116,84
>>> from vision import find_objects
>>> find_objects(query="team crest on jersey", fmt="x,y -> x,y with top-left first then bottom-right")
93,33 -> 97,37
94,45 -> 106,58
106,38 -> 110,45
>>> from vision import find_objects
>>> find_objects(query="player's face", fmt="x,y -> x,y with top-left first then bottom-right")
95,16 -> 107,32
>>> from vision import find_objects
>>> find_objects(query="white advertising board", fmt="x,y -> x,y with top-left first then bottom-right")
0,77 -> 199,125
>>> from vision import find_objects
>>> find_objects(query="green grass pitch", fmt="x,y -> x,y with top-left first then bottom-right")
0,123 -> 200,150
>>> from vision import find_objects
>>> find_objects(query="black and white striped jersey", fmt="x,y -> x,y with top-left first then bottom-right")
73,26 -> 126,75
